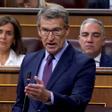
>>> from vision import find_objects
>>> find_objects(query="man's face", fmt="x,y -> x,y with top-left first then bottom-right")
38,17 -> 69,55
79,22 -> 105,57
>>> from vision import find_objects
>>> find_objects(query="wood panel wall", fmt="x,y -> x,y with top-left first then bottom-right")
0,9 -> 112,40
1,8 -> 112,112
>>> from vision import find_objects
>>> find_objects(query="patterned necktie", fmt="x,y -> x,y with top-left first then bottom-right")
43,54 -> 54,86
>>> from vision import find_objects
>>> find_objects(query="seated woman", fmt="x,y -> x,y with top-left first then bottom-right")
0,16 -> 26,66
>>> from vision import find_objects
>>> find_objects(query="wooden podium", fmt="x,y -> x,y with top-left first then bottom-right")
0,67 -> 19,112
0,67 -> 112,112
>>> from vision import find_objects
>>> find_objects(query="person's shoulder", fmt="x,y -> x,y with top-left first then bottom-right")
101,53 -> 112,60
24,49 -> 44,59
101,53 -> 112,66
20,49 -> 44,66
73,47 -> 95,65
67,43 -> 92,61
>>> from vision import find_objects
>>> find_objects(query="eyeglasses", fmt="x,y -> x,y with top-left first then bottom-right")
39,27 -> 65,36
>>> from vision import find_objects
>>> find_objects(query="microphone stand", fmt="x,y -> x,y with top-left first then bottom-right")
22,72 -> 31,112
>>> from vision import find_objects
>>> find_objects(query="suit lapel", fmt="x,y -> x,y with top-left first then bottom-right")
100,53 -> 110,67
32,50 -> 45,76
47,44 -> 74,89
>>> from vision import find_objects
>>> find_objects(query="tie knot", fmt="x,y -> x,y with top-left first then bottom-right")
47,54 -> 54,64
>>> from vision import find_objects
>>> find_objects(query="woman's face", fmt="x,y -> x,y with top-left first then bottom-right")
0,23 -> 15,52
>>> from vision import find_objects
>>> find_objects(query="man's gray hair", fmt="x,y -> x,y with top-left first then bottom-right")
80,18 -> 105,36
37,7 -> 69,27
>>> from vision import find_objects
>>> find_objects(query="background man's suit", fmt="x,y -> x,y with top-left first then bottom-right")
12,44 -> 95,112
100,53 -> 112,67
87,0 -> 109,8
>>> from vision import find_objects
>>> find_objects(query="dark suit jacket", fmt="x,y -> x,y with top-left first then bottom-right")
87,0 -> 109,8
12,44 -> 95,112
100,53 -> 112,67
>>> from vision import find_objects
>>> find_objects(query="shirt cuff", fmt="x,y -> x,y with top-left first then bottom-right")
45,91 -> 54,105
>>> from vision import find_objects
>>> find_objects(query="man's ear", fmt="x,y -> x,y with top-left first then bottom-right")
65,26 -> 70,37
102,36 -> 106,46
78,35 -> 81,44
37,27 -> 41,36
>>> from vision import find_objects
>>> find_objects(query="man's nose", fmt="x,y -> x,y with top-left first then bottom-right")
49,31 -> 54,36
87,34 -> 93,41
48,32 -> 55,40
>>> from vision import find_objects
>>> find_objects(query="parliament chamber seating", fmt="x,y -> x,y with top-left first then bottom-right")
0,67 -> 112,112
0,38 -> 112,112
22,37 -> 43,53
69,39 -> 112,56
1,8 -> 112,112
86,104 -> 112,112
22,37 -> 112,56
1,8 -> 112,39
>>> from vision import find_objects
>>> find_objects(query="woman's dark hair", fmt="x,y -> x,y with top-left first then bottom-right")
0,15 -> 26,55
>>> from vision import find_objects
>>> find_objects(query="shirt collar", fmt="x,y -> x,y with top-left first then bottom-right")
94,53 -> 101,64
5,49 -> 17,65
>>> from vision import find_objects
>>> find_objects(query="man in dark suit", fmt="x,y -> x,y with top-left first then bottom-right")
79,18 -> 112,67
12,7 -> 95,112
87,0 -> 109,8
100,53 -> 112,67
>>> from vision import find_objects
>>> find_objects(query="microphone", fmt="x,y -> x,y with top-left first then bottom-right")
22,72 -> 31,112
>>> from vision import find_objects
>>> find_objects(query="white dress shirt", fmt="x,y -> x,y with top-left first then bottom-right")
110,0 -> 112,9
0,49 -> 25,67
94,53 -> 101,67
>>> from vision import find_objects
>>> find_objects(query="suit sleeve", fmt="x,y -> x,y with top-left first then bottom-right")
47,58 -> 95,112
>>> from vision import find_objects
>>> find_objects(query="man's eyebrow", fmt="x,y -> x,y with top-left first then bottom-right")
81,32 -> 101,34
93,32 -> 101,34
